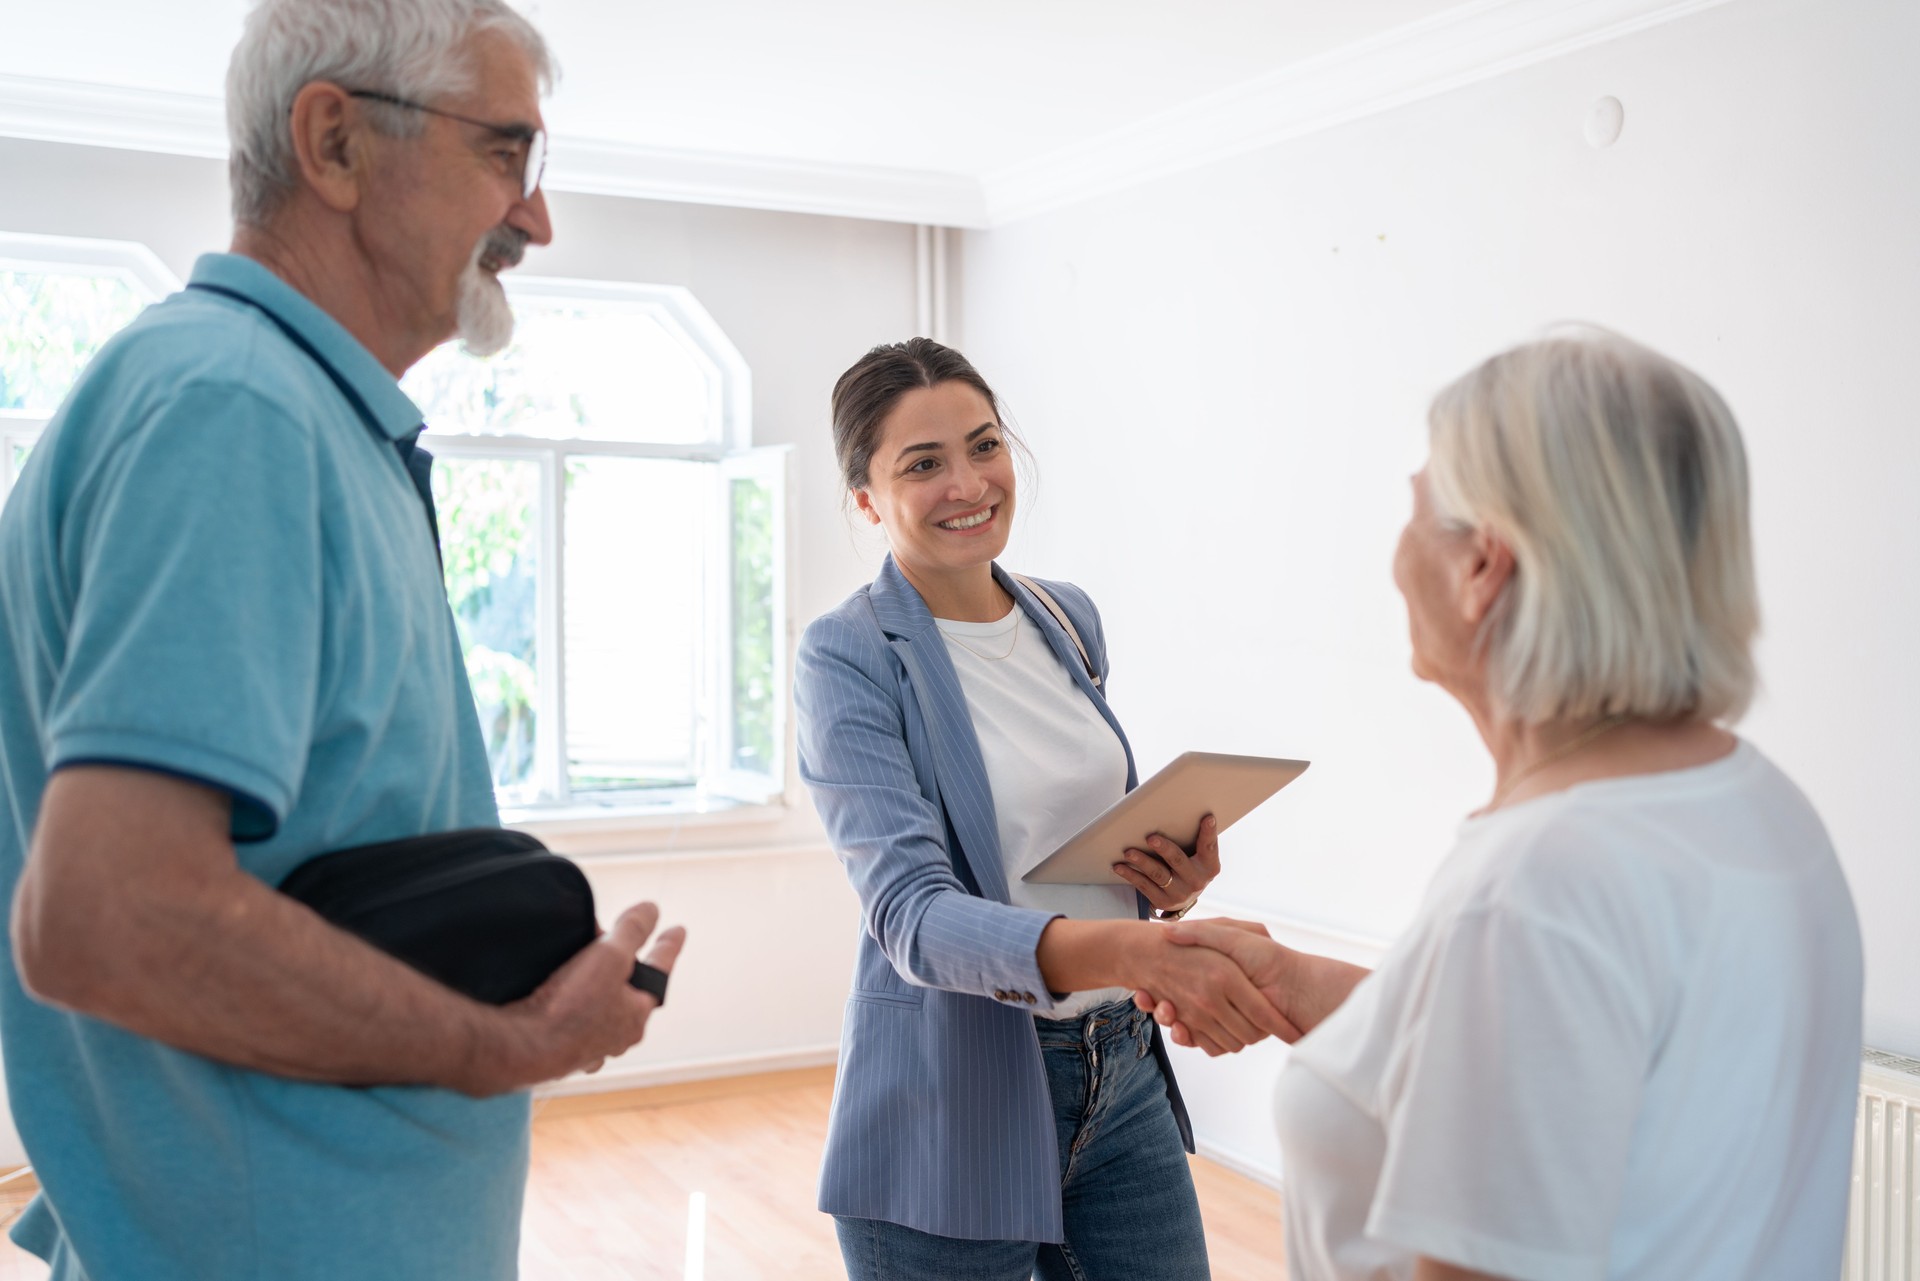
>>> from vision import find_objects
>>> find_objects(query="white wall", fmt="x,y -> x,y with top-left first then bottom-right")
0,136 -> 905,1163
7,0 -> 1916,1195
962,0 -> 1920,1181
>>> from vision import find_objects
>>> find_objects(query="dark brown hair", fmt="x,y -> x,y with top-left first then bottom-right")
830,337 -> 1018,491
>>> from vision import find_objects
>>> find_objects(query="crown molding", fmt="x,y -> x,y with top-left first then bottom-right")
982,0 -> 1736,225
0,0 -> 1728,231
0,73 -> 229,159
545,137 -> 986,227
0,72 -> 989,229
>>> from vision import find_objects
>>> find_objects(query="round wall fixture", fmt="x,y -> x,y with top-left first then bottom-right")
1586,96 -> 1625,148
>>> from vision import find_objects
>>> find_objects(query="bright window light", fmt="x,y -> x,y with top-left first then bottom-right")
1,232 -> 179,501
406,279 -> 789,816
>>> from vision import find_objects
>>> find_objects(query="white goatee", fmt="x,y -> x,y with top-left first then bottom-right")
454,229 -> 525,357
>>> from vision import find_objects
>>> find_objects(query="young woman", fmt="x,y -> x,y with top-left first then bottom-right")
794,338 -> 1289,1280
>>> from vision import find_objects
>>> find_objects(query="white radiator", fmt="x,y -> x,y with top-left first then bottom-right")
1848,1049 -> 1920,1281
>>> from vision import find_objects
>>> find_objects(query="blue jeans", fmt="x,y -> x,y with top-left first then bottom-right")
834,996 -> 1210,1280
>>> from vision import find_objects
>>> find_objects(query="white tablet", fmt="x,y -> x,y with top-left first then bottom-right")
1021,751 -> 1309,885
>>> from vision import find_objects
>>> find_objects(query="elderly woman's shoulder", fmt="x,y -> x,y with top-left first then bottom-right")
1461,750 -> 1840,947
1469,799 -> 1714,921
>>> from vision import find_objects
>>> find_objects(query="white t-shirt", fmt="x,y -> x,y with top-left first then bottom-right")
938,605 -> 1136,1019
1277,740 -> 1863,1281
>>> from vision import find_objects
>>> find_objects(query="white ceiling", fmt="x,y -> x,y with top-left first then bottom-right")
0,0 -> 1728,225
536,1 -> 1469,174
4,1 -> 1454,171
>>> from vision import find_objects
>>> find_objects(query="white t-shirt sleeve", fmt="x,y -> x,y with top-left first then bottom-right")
1368,901 -> 1662,1281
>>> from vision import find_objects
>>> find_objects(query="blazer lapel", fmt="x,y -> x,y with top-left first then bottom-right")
870,556 -> 1014,904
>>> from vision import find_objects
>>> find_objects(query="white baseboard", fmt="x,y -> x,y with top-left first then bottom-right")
533,1044 -> 840,1099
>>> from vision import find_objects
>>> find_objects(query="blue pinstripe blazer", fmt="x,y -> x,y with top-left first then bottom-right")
795,555 -> 1194,1243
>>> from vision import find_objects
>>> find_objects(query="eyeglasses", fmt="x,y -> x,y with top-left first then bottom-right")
348,89 -> 547,200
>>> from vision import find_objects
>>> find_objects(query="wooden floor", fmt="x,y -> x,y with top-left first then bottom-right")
1,1067 -> 1284,1279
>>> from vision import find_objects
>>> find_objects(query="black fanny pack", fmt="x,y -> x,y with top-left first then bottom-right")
279,828 -> 668,1007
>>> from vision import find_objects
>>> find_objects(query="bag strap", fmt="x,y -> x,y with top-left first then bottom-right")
1010,573 -> 1100,688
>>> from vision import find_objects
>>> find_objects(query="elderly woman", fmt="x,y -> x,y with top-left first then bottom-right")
1144,330 -> 1863,1281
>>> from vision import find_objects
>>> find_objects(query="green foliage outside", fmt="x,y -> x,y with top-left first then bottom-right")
439,457 -> 531,619
431,456 -> 539,791
731,477 -> 776,774
2,278 -> 773,805
402,309 -> 593,438
1,271 -> 146,414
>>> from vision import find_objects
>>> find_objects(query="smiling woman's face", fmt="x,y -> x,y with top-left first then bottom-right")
854,380 -> 1017,587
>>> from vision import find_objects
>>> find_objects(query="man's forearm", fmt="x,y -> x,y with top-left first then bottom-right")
96,872 -> 520,1091
14,768 -> 535,1095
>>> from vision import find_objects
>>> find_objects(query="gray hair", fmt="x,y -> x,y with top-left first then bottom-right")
227,0 -> 555,226
1426,327 -> 1760,725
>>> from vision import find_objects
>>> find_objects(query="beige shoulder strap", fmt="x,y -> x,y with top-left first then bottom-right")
1009,573 -> 1101,688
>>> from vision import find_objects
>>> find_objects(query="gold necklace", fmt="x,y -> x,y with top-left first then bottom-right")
1489,715 -> 1630,810
944,619 -> 1020,662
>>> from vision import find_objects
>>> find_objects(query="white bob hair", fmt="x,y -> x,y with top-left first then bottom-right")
226,0 -> 555,227
1425,327 -> 1760,726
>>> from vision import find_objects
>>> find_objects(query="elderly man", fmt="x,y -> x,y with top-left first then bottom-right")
0,2 -> 681,1277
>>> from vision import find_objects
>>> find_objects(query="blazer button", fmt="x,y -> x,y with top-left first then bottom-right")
1023,992 -> 1037,1004
992,989 -> 1008,1001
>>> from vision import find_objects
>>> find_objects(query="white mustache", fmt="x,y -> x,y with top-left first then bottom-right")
477,228 -> 529,271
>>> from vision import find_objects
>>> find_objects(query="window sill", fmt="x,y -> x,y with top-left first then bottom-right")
504,791 -> 787,837
497,790 -> 827,866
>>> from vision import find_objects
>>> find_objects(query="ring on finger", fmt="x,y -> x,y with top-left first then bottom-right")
1157,870 -> 1173,889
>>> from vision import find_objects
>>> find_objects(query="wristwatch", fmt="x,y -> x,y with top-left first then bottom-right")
1151,898 -> 1199,922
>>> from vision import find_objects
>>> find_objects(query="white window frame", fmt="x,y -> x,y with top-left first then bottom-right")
4,249 -> 794,830
1,232 -> 181,496
417,276 -> 792,824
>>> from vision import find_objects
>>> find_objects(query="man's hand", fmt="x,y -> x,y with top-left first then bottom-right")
1131,918 -> 1370,1054
14,765 -> 689,1096
478,903 -> 686,1094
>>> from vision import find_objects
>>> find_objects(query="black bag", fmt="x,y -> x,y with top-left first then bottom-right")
279,827 -> 668,1006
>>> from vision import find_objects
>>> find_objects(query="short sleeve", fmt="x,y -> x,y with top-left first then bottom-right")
1367,902 -> 1659,1281
47,381 -> 322,839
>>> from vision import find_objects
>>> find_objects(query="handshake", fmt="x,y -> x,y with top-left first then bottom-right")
1126,919 -> 1361,1057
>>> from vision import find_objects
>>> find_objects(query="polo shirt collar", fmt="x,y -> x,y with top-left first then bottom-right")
188,253 -> 426,442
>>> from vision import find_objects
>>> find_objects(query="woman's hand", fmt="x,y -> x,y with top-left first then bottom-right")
1127,929 -> 1300,1054
1132,918 -> 1372,1055
1112,814 -> 1219,914
1035,917 -> 1295,1055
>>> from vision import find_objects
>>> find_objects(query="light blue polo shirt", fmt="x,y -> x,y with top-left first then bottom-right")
0,254 -> 525,1280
